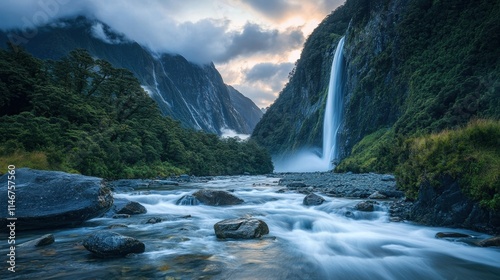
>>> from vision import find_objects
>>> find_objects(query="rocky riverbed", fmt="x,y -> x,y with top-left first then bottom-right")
2,171 -> 500,279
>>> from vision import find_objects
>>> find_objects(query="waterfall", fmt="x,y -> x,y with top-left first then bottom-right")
322,37 -> 345,170
273,37 -> 346,172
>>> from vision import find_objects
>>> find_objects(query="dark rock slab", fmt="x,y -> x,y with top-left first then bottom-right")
83,231 -> 145,257
0,168 -> 113,230
18,234 -> 55,247
435,232 -> 472,238
193,190 -> 243,206
303,193 -> 325,206
116,201 -> 147,215
478,236 -> 500,247
214,218 -> 269,239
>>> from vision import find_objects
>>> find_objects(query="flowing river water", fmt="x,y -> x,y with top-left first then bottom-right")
4,175 -> 500,279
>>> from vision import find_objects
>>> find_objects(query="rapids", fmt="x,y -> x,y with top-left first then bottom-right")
3,175 -> 500,279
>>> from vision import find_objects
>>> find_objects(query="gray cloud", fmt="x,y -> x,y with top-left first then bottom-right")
245,62 -> 294,92
239,0 -> 297,19
215,23 -> 304,63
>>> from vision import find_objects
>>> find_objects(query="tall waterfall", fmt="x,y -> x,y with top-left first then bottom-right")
322,37 -> 345,170
273,37 -> 345,172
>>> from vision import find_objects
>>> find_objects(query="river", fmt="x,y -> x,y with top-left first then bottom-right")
4,175 -> 500,279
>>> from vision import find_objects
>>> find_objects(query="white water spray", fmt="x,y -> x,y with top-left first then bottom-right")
274,37 -> 345,172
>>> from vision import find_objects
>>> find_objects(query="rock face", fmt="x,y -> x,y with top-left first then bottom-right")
408,177 -> 500,235
303,193 -> 325,206
116,201 -> 147,215
214,218 -> 269,239
83,231 -> 145,258
192,190 -> 244,206
0,168 -> 113,230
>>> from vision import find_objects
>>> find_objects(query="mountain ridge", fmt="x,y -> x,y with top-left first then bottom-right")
0,16 -> 262,135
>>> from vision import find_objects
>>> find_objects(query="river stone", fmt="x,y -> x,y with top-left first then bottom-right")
117,201 -> 147,215
0,168 -> 113,230
303,193 -> 325,206
83,231 -> 145,257
478,236 -> 500,247
368,191 -> 387,199
435,232 -> 471,238
214,218 -> 269,239
18,234 -> 55,247
355,201 -> 378,212
286,182 -> 307,190
192,190 -> 243,206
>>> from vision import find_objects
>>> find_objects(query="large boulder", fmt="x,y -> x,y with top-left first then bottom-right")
192,190 -> 243,206
214,218 -> 269,239
355,201 -> 378,212
83,231 -> 145,257
0,168 -> 113,230
303,193 -> 325,206
116,201 -> 147,215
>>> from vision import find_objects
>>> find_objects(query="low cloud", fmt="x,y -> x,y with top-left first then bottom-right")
245,62 -> 294,91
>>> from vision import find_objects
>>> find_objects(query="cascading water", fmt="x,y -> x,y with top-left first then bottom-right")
274,37 -> 345,172
322,37 -> 345,170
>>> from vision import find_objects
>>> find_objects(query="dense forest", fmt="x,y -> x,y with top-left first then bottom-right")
0,45 -> 273,178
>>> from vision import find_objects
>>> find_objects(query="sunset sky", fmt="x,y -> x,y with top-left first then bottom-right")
0,0 -> 345,108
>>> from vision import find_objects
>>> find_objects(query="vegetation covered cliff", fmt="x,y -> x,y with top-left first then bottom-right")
253,0 -> 499,208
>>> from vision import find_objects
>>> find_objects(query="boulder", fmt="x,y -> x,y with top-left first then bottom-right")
303,193 -> 325,206
192,190 -> 243,206
83,231 -> 145,257
355,201 -> 378,212
368,191 -> 387,199
18,234 -> 55,247
0,168 -> 113,230
116,201 -> 147,215
478,236 -> 500,247
214,218 -> 269,239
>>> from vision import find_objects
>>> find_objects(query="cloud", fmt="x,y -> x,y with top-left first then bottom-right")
239,0 -> 299,20
214,23 -> 304,63
245,62 -> 294,92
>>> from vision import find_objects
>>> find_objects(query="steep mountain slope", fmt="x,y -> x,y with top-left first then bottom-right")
253,0 -> 499,165
0,17 -> 262,134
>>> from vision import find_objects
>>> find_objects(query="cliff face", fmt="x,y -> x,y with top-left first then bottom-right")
253,0 -> 499,163
0,17 -> 262,134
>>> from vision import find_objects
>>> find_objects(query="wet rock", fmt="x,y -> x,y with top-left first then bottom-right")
107,179 -> 150,191
214,218 -> 269,239
146,217 -> 164,224
0,168 -> 113,230
368,191 -> 387,199
83,231 -> 145,258
176,195 -> 200,205
116,201 -> 147,215
150,180 -> 179,186
18,234 -> 55,247
276,188 -> 287,193
478,236 -> 500,247
435,232 -> 472,238
303,193 -> 325,206
192,190 -> 244,206
355,201 -> 378,212
113,214 -> 130,219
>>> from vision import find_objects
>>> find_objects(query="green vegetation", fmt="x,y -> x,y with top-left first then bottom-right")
0,46 -> 273,178
395,120 -> 500,210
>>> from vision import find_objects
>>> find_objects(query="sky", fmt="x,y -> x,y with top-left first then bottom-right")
0,0 -> 345,108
